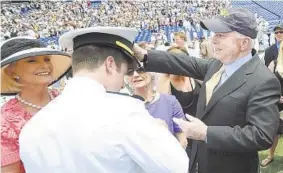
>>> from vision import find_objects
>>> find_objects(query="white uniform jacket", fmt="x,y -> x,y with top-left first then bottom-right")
19,77 -> 189,173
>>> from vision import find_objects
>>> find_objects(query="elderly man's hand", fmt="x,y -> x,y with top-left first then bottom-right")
173,114 -> 208,141
133,44 -> 148,62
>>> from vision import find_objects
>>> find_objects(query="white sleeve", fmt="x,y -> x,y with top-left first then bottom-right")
123,102 -> 189,173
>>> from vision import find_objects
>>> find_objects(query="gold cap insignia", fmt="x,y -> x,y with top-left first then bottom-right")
116,41 -> 134,55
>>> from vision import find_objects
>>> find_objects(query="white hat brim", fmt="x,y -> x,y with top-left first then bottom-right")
59,27 -> 139,51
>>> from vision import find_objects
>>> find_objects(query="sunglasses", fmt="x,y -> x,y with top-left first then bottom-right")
126,67 -> 146,76
275,31 -> 283,35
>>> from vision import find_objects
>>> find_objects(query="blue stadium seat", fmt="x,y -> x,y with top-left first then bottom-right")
253,1 -> 283,18
232,0 -> 282,33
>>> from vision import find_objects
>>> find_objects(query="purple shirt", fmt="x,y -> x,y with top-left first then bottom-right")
145,93 -> 185,134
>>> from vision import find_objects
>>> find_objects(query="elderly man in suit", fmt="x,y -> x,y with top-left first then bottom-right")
133,8 -> 281,173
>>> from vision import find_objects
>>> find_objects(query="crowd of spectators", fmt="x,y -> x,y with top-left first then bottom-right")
1,0 -> 229,42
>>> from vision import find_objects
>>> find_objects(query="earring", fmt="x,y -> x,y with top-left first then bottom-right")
14,76 -> 20,81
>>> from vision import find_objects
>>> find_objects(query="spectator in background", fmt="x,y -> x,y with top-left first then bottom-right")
200,36 -> 214,59
261,33 -> 283,167
156,46 -> 201,158
173,32 -> 188,50
264,24 -> 283,67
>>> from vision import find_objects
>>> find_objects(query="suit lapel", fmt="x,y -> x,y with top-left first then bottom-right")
195,62 -> 222,119
200,54 -> 259,120
201,69 -> 246,119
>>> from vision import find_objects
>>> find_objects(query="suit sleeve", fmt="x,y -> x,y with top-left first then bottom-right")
145,50 -> 214,81
124,102 -> 189,173
206,77 -> 281,152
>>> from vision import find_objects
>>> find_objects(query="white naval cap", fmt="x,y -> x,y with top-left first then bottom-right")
59,26 -> 141,67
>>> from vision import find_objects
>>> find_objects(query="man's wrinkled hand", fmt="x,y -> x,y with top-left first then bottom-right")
173,114 -> 208,141
133,44 -> 148,62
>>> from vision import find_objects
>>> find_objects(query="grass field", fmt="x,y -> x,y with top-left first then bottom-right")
259,136 -> 283,173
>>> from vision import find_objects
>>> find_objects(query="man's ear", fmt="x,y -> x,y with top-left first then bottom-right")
105,56 -> 116,74
240,38 -> 249,51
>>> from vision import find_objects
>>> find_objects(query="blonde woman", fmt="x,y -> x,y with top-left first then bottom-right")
156,46 -> 200,116
261,41 -> 283,167
156,46 -> 201,158
1,37 -> 71,173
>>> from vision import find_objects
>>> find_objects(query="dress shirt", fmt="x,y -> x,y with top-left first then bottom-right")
215,53 -> 253,91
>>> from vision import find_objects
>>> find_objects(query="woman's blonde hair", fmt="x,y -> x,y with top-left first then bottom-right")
1,65 -> 23,93
156,47 -> 190,94
174,32 -> 187,42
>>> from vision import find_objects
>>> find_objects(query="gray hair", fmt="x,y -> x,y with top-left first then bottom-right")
149,72 -> 157,91
236,32 -> 255,49
124,72 -> 158,93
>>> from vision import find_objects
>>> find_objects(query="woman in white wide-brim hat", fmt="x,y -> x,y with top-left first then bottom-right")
1,37 -> 71,173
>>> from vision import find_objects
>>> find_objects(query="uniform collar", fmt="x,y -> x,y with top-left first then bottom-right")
63,76 -> 106,95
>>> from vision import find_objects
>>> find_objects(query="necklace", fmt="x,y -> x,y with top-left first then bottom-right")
16,91 -> 54,110
144,92 -> 156,104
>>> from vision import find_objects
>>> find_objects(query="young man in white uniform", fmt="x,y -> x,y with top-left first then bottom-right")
19,27 -> 189,173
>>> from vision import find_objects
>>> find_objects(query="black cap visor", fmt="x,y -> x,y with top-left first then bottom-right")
274,26 -> 283,31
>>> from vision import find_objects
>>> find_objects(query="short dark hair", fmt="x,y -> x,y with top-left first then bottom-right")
72,45 -> 132,73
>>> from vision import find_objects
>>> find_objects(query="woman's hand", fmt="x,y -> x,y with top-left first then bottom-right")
175,132 -> 188,149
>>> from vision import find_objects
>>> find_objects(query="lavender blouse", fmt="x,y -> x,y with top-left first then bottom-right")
145,93 -> 185,134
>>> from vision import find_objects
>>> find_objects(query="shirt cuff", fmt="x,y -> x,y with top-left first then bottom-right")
205,127 -> 208,143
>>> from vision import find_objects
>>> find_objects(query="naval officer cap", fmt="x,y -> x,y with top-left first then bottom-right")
59,27 -> 141,68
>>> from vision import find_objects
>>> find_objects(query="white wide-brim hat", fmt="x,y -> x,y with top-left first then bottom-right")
1,37 -> 72,95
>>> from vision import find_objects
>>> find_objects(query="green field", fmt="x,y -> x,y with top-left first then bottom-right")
260,136 -> 283,173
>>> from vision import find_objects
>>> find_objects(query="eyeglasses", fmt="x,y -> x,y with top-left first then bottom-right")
126,67 -> 146,76
275,31 -> 283,35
